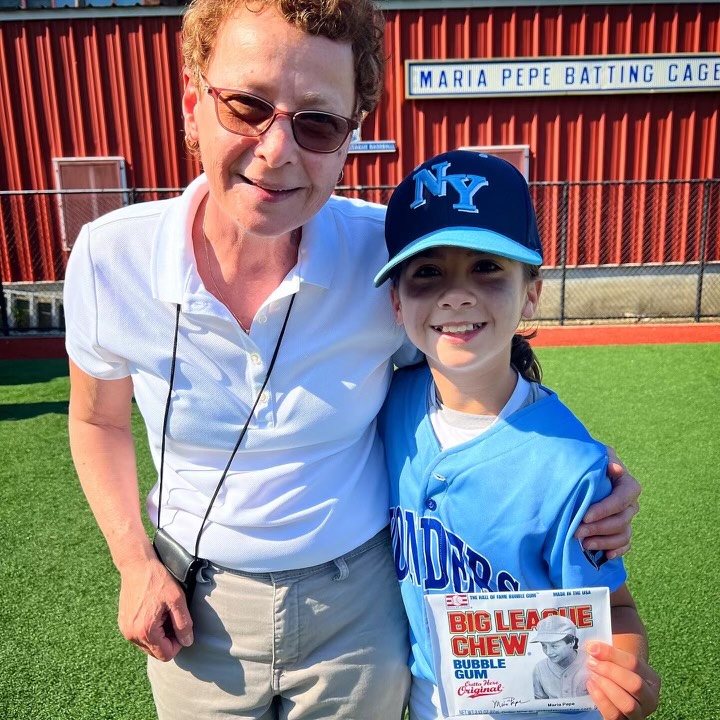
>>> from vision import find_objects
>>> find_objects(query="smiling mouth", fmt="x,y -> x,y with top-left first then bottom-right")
238,174 -> 297,194
432,323 -> 485,334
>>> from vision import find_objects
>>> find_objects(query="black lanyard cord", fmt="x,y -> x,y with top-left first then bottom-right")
157,302 -> 182,531
192,293 -> 295,557
156,293 -> 296,561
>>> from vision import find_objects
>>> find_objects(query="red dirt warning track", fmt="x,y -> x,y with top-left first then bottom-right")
1,336 -> 66,361
533,323 -> 720,347
1,324 -> 719,361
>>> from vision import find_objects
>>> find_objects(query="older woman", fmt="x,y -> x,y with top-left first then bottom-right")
64,1 -> 639,718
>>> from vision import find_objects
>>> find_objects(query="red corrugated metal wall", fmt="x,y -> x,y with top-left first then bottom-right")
0,15 -> 197,282
367,4 -> 720,269
0,3 -> 718,281
0,16 -> 194,191
359,3 -> 720,186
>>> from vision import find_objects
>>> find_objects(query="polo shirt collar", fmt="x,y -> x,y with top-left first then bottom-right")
294,197 -> 338,289
151,174 -> 339,304
152,174 -> 207,305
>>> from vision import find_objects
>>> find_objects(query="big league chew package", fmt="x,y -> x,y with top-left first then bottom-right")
425,587 -> 613,716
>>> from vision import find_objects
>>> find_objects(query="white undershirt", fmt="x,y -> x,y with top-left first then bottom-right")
429,373 -> 534,450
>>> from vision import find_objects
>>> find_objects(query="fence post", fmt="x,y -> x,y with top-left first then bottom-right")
559,182 -> 569,325
694,179 -> 711,322
0,193 -> 8,335
0,274 -> 8,336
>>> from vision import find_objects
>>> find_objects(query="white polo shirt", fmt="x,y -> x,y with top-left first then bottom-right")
64,174 -> 409,572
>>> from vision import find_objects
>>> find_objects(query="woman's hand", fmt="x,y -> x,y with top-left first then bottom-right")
576,447 -> 640,559
68,364 -> 193,661
585,641 -> 660,719
118,557 -> 194,662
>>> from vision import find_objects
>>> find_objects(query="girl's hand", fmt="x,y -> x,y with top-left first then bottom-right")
585,641 -> 660,719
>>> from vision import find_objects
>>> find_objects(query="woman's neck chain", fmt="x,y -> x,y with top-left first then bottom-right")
202,225 -> 250,333
202,224 -> 302,334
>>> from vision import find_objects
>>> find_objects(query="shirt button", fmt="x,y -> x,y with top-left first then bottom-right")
250,353 -> 261,365
258,314 -> 267,324
259,391 -> 269,405
426,499 -> 437,511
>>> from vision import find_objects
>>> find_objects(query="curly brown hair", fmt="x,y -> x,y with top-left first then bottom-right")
182,0 -> 385,117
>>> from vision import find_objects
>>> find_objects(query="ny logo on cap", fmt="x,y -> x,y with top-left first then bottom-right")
410,161 -> 489,214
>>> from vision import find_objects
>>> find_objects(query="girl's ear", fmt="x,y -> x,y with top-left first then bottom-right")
521,278 -> 543,320
390,285 -> 404,325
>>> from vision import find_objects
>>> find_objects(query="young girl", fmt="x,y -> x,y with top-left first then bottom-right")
374,151 -> 660,720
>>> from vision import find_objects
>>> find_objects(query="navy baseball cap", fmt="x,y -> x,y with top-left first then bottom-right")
374,150 -> 543,287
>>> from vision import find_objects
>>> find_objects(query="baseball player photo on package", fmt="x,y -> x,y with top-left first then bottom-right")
425,587 -> 613,716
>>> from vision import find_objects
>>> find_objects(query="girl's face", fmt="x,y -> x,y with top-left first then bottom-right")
391,247 -> 542,381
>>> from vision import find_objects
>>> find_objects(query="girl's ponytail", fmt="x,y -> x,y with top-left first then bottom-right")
511,330 -> 542,383
512,264 -> 543,383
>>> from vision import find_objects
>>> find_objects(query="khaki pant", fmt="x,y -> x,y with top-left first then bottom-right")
148,528 -> 410,719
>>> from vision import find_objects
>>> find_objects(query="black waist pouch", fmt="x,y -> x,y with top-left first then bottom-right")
153,528 -> 208,605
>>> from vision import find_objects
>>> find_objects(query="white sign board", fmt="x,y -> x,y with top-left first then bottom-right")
349,140 -> 397,154
406,54 -> 720,98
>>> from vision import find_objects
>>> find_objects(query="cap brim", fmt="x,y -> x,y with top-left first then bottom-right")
530,634 -> 569,643
374,227 -> 543,287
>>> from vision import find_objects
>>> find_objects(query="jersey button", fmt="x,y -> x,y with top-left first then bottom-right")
426,498 -> 437,511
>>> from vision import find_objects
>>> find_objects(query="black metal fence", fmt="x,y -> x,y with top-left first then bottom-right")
1,180 -> 719,334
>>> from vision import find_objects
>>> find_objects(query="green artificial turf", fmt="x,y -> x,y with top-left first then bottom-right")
538,343 -> 720,720
0,359 -> 156,720
1,344 -> 718,719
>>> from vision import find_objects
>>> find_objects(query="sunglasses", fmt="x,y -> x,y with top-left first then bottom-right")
201,75 -> 359,154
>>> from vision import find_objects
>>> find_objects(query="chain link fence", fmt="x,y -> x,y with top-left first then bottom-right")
1,180 -> 718,333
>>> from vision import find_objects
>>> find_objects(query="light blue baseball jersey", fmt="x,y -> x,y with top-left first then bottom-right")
378,364 -> 627,686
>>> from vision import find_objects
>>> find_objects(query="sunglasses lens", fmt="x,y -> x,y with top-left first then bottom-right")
212,86 -> 353,153
217,92 -> 274,136
294,112 -> 351,153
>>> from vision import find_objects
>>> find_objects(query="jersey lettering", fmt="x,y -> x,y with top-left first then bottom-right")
582,547 -> 609,570
389,507 -> 520,593
389,507 -> 422,585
